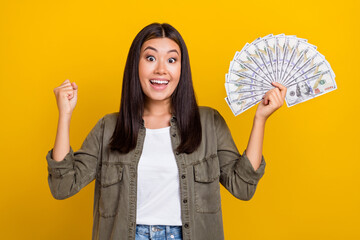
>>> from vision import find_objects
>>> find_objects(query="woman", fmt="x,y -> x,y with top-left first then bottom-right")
47,23 -> 287,240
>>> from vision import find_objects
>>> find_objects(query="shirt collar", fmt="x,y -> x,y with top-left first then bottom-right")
138,113 -> 177,127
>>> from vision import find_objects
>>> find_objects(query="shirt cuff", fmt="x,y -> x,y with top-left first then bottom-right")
46,146 -> 75,177
234,150 -> 266,185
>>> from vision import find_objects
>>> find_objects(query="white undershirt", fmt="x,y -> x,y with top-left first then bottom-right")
136,126 -> 182,226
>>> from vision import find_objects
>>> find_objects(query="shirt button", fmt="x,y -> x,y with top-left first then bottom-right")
170,235 -> 174,238
172,133 -> 176,137
181,174 -> 186,179
183,199 -> 187,203
184,223 -> 189,228
175,152 -> 179,155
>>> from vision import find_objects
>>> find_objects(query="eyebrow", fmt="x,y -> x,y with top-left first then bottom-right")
144,46 -> 179,55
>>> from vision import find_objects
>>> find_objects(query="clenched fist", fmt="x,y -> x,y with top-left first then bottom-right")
53,79 -> 78,116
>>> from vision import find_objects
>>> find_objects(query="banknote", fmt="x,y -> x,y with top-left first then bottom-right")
225,34 -> 337,115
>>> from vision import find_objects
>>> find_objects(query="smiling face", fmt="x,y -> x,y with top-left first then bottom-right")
138,37 -> 181,105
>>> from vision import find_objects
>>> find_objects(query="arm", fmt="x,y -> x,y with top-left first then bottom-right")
244,117 -> 265,171
215,109 -> 266,201
47,79 -> 103,200
46,117 -> 104,200
52,114 -> 71,162
245,82 -> 287,171
217,82 -> 286,200
52,79 -> 78,162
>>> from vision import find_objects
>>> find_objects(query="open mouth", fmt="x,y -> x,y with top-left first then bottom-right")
150,79 -> 169,85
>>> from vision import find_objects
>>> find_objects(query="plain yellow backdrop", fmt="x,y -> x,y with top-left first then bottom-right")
1,0 -> 359,239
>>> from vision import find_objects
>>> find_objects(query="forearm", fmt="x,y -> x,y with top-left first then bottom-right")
52,114 -> 71,162
245,116 -> 266,171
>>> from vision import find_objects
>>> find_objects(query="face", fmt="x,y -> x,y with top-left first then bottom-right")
138,37 -> 181,104
298,82 -> 308,94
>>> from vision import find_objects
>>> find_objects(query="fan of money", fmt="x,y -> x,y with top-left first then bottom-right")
225,34 -> 337,116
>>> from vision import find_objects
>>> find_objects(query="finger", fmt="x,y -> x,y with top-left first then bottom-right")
54,86 -> 72,95
71,82 -> 78,90
272,89 -> 285,108
268,92 -> 280,107
58,86 -> 74,91
265,89 -> 279,106
273,88 -> 282,104
272,82 -> 287,99
57,85 -> 73,91
263,93 -> 270,105
263,88 -> 275,105
57,82 -> 71,89
65,90 -> 74,99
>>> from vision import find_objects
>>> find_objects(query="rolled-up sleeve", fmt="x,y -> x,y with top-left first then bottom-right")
213,109 -> 266,201
46,117 -> 105,200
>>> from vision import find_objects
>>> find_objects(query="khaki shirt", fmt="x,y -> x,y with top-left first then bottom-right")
46,106 -> 266,240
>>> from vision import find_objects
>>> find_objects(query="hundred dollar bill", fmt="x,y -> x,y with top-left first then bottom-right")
283,52 -> 329,86
281,43 -> 317,84
225,95 -> 263,116
235,41 -> 274,83
285,69 -> 337,107
275,34 -> 286,82
279,36 -> 307,84
232,49 -> 272,86
227,88 -> 268,104
263,36 -> 277,81
227,69 -> 273,88
225,82 -> 271,95
225,81 -> 271,95
229,58 -> 273,87
243,46 -> 273,83
225,34 -> 337,115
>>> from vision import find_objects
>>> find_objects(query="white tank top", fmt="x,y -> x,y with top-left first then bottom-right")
136,126 -> 182,226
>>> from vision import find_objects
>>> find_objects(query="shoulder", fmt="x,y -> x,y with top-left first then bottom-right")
198,106 -> 217,116
103,112 -> 119,121
99,112 -> 119,130
198,106 -> 226,128
198,106 -> 229,130
198,106 -> 223,119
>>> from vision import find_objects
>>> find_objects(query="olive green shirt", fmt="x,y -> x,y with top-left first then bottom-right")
46,106 -> 266,240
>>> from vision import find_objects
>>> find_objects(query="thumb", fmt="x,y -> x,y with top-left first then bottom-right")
71,82 -> 78,98
71,82 -> 78,90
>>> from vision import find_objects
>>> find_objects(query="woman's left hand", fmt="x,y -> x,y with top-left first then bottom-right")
255,82 -> 287,122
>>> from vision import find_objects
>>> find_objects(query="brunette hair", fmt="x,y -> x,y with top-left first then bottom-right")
109,23 -> 202,154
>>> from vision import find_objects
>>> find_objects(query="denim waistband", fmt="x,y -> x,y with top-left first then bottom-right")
136,224 -> 182,230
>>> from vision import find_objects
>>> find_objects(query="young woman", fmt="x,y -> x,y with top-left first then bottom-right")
47,23 -> 287,240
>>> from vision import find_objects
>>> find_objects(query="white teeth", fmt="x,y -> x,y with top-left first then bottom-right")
150,80 -> 169,85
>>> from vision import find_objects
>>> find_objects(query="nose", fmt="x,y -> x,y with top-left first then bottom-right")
154,58 -> 167,75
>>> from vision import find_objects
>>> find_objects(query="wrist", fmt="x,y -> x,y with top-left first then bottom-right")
59,113 -> 72,123
254,115 -> 267,125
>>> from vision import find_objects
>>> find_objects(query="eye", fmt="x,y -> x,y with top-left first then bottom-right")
146,56 -> 155,61
168,58 -> 177,63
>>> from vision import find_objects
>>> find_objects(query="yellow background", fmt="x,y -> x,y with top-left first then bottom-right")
1,0 -> 359,239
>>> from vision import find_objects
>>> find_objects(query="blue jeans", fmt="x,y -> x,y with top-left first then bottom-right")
135,224 -> 183,240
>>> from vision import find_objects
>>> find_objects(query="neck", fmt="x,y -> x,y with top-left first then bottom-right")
143,98 -> 172,117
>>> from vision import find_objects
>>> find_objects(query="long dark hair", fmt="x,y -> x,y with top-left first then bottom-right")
109,23 -> 202,154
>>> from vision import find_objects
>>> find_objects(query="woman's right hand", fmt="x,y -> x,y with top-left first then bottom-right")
53,79 -> 78,116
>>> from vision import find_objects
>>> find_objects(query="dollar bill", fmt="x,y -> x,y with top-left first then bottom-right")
225,34 -> 337,115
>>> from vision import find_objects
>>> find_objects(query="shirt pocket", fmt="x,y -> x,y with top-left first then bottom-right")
193,154 -> 221,213
99,163 -> 124,218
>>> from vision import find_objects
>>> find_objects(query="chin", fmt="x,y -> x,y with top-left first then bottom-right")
144,94 -> 171,102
